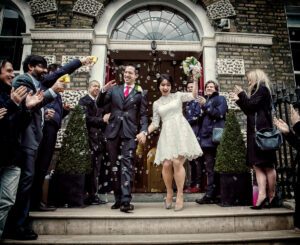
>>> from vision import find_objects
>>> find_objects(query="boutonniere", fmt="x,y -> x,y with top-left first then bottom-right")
135,84 -> 143,93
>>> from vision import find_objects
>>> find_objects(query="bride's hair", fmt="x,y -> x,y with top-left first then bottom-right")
157,74 -> 174,90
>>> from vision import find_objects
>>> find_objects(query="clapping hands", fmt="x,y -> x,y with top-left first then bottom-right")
0,108 -> 7,119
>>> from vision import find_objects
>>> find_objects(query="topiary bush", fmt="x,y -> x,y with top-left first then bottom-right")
215,110 -> 249,173
56,105 -> 91,175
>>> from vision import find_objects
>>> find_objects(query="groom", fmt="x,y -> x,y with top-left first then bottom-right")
97,64 -> 148,212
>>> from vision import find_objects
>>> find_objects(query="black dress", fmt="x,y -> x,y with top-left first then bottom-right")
236,84 -> 277,168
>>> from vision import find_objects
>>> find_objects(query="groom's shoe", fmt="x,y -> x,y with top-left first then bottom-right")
111,202 -> 121,209
120,202 -> 134,213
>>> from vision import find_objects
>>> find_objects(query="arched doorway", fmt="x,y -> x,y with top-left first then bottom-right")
106,5 -> 203,192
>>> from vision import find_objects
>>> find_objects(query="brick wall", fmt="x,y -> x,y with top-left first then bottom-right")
32,40 -> 92,89
230,0 -> 294,87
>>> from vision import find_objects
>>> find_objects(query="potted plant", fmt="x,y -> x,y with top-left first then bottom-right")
55,105 -> 91,207
214,110 -> 252,206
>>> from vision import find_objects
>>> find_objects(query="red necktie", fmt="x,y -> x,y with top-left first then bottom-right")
124,85 -> 130,97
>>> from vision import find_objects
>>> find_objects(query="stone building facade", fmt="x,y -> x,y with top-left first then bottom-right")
1,0 -> 297,89
1,0 -> 299,192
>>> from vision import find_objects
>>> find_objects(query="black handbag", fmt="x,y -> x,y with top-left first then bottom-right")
254,109 -> 283,151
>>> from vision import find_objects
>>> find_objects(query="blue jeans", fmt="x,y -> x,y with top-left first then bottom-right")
0,165 -> 20,238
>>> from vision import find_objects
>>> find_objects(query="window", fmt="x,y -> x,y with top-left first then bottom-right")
0,2 -> 25,71
111,6 -> 199,41
286,5 -> 300,86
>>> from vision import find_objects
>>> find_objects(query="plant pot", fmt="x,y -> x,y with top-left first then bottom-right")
52,173 -> 86,207
219,172 -> 252,207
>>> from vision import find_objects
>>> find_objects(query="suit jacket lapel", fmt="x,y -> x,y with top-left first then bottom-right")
118,84 -> 125,101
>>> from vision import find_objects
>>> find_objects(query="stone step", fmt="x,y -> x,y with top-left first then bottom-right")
3,230 -> 300,244
30,202 -> 294,235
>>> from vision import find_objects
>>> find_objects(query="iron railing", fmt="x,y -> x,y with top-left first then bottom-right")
273,86 -> 300,198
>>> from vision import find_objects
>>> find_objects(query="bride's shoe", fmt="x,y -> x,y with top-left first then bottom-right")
164,198 -> 173,209
174,195 -> 184,212
164,192 -> 173,209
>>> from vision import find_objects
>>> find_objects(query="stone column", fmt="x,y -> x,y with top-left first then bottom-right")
90,43 -> 107,86
21,33 -> 33,74
203,46 -> 217,83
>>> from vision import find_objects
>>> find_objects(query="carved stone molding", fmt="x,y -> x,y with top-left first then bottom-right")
62,55 -> 90,73
73,0 -> 105,20
217,58 -> 245,76
43,55 -> 56,65
207,0 -> 236,20
28,0 -> 57,16
30,29 -> 94,40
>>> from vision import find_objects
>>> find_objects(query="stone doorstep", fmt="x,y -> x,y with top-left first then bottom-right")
29,203 -> 295,235
3,230 -> 300,244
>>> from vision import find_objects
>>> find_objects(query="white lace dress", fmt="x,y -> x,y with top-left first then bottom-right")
151,92 -> 203,165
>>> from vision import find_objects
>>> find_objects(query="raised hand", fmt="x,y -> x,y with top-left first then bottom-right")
273,117 -> 290,134
233,85 -> 243,95
229,91 -> 239,102
80,56 -> 93,66
102,80 -> 116,92
290,105 -> 300,126
25,90 -> 44,109
0,108 -> 7,119
10,86 -> 28,105
197,96 -> 206,106
51,79 -> 65,93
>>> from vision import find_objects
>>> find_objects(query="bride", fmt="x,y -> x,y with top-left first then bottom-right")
147,73 -> 203,211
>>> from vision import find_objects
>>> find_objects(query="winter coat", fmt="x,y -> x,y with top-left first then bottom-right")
198,92 -> 228,148
184,100 -> 201,137
236,83 -> 277,167
0,81 -> 23,166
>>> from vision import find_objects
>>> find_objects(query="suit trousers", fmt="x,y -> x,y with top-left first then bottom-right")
0,165 -> 20,238
203,147 -> 218,198
6,148 -> 38,230
106,136 -> 136,204
32,122 -> 58,207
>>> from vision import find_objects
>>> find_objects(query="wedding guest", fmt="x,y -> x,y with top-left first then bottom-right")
147,74 -> 203,211
230,69 -> 277,209
0,59 -> 43,239
79,80 -> 109,205
195,80 -> 228,204
274,105 -> 300,231
184,80 -> 202,193
5,55 -> 64,240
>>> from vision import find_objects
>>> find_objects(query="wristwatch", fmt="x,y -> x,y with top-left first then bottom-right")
142,131 -> 148,136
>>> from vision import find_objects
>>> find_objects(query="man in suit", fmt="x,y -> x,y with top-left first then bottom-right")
79,80 -> 109,205
4,55 -> 64,240
97,65 -> 148,212
32,58 -> 92,211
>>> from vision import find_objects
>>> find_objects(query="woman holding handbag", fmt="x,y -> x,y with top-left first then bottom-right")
230,69 -> 277,209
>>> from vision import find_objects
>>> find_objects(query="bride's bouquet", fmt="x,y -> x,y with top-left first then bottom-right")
182,56 -> 202,80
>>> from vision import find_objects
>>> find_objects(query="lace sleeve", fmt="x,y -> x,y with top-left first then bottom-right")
151,101 -> 160,129
177,91 -> 195,102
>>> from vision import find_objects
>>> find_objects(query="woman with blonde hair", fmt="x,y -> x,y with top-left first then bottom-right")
230,69 -> 277,209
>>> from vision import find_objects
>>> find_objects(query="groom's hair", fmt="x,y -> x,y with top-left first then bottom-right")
157,74 -> 174,90
125,63 -> 139,74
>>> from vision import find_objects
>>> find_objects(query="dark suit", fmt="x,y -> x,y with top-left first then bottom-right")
79,94 -> 107,198
96,84 -> 148,204
6,73 -> 56,231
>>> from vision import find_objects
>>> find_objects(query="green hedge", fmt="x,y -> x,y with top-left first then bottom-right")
56,105 -> 91,175
215,110 -> 249,173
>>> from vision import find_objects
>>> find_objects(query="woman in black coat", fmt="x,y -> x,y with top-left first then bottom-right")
230,69 -> 277,209
274,106 -> 300,231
